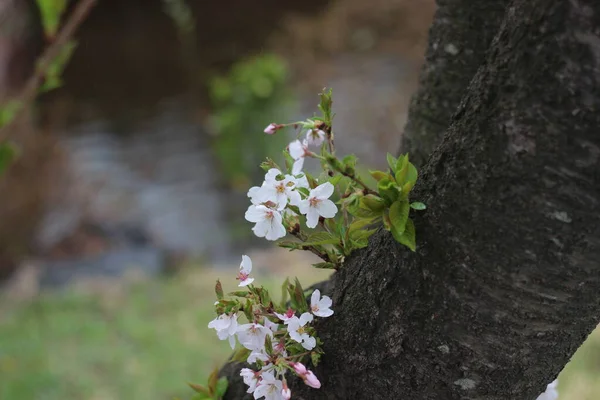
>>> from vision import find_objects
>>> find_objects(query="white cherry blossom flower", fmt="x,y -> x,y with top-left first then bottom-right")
288,139 -> 310,174
237,255 -> 254,287
237,322 -> 273,351
247,350 -> 270,364
241,368 -> 259,393
310,289 -> 334,317
306,129 -> 326,147
263,317 -> 279,333
208,313 -> 238,349
259,169 -> 301,207
287,312 -> 316,350
274,308 -> 295,324
254,371 -> 284,400
298,182 -> 338,228
245,205 -> 286,241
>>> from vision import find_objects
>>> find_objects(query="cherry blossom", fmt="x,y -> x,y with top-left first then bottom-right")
258,168 -> 301,207
298,182 -> 338,228
237,322 -> 273,351
237,255 -> 254,287
306,129 -> 326,147
274,308 -> 296,324
245,204 -> 286,241
241,368 -> 259,394
208,313 -> 239,349
288,139 -> 310,174
254,371 -> 284,400
287,312 -> 316,350
310,289 -> 334,317
247,350 -> 270,364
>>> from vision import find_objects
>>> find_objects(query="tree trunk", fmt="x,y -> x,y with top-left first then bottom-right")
222,0 -> 600,398
399,0 -> 509,166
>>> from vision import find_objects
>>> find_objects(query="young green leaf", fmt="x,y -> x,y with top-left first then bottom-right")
215,280 -> 224,300
386,153 -> 397,171
303,231 -> 340,246
280,277 -> 290,308
188,383 -> 211,395
410,202 -> 427,210
377,178 -> 401,205
395,218 -> 416,251
389,200 -> 410,238
360,194 -> 386,212
312,262 -> 337,269
369,170 -> 390,182
214,377 -> 229,399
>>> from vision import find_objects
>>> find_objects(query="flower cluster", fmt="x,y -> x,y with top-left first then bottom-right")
208,255 -> 333,399
245,129 -> 337,241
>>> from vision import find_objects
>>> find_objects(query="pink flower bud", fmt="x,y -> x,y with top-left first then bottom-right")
304,371 -> 321,389
264,123 -> 279,135
290,362 -> 307,376
282,384 -> 292,400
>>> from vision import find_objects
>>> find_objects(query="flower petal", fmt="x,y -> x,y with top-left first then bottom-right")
299,312 -> 314,326
240,255 -> 252,274
288,140 -> 304,159
311,289 -> 320,308
305,207 -> 320,228
292,158 -> 304,175
245,205 -> 265,223
301,335 -> 316,350
311,182 -> 334,199
317,199 -> 337,218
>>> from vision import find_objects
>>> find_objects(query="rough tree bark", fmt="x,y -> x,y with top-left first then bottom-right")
222,0 -> 600,398
399,0 -> 509,166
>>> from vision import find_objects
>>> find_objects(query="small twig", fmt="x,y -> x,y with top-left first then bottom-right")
290,230 -> 331,263
0,0 -> 97,141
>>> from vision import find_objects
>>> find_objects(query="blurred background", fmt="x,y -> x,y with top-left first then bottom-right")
0,1 -> 598,399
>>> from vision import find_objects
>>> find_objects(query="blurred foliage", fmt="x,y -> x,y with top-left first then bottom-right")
35,0 -> 68,37
162,0 -> 195,34
209,54 -> 293,190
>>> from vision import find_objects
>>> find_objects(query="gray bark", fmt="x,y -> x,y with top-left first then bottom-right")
222,0 -> 600,398
399,0 -> 509,166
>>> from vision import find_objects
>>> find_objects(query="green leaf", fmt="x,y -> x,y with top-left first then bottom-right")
304,232 -> 340,246
406,163 -> 418,185
0,141 -> 19,175
311,352 -> 322,367
243,300 -> 254,322
348,217 -> 379,232
215,280 -> 224,300
327,173 -> 343,187
369,170 -> 389,182
280,277 -> 290,308
389,201 -> 410,237
215,377 -> 229,398
360,194 -> 386,212
394,218 -> 416,251
264,334 -> 273,354
293,278 -> 308,313
410,202 -> 426,210
312,262 -> 337,269
188,383 -> 211,395
283,150 -> 295,173
231,348 -> 251,363
207,368 -> 219,394
386,153 -> 397,171
377,178 -> 401,205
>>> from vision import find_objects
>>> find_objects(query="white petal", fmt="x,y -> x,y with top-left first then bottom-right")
311,182 -> 334,199
252,220 -> 270,238
319,295 -> 332,309
311,289 -> 320,308
289,330 -> 303,343
245,205 -> 266,223
264,168 -> 281,182
295,174 -> 309,188
239,277 -> 254,287
317,199 -> 337,218
314,308 -> 333,318
292,158 -> 304,175
228,334 -> 236,349
302,335 -> 316,350
265,212 -> 286,241
288,190 -> 302,207
299,312 -> 313,326
298,199 -> 310,215
240,255 -> 252,274
305,207 -> 320,228
288,140 -> 304,159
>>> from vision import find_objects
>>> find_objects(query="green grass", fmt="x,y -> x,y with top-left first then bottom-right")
0,265 -> 598,400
